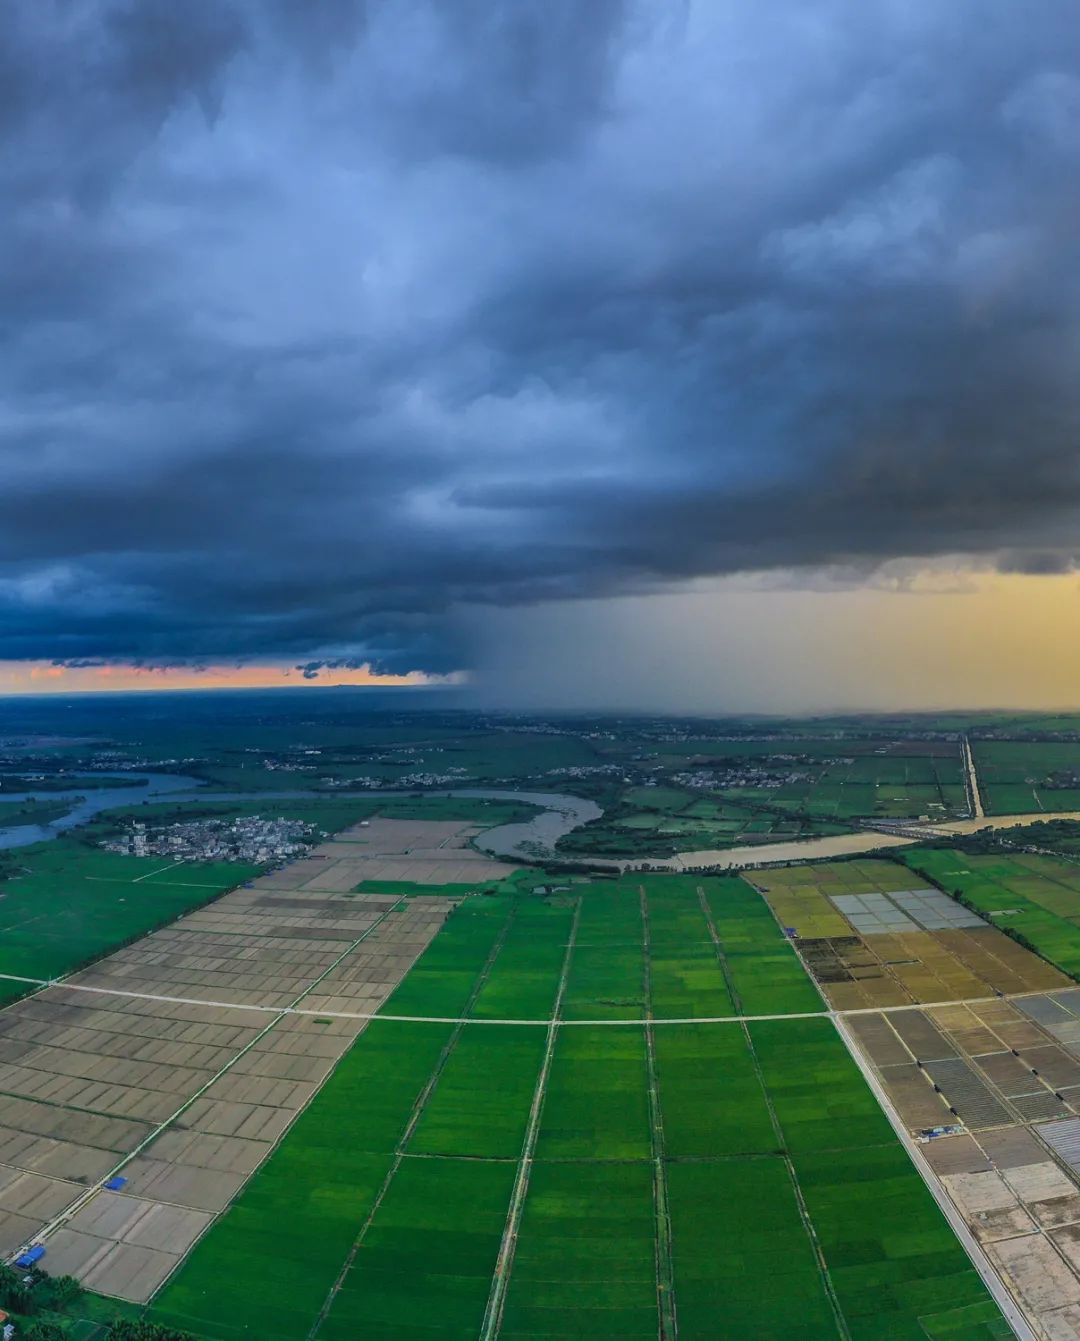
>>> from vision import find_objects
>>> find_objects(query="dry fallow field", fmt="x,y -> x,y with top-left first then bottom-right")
0,816 -> 516,1300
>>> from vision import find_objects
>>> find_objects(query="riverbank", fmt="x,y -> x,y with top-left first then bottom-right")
4,770 -> 1080,872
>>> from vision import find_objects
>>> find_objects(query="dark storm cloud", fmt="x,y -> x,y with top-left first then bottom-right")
2,0 -> 1080,672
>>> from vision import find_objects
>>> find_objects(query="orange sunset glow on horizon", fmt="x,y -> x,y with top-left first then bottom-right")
0,662 -> 468,696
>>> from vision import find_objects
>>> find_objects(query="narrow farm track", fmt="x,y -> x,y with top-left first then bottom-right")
480,898 -> 582,1341
962,735 -> 986,819
697,886 -> 851,1341
640,887 -> 678,1341
304,902 -> 521,1341
752,1041 -> 852,1341
130,860 -> 187,884
695,885 -> 742,1013
831,1013 -> 1037,1341
744,1031 -> 851,1341
11,891 -> 414,1264
0,965 -> 1071,1026
773,906 -> 1038,1341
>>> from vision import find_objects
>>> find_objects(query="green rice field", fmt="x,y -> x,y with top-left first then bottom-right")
0,794 -> 439,987
720,743 -> 968,824
0,839 -> 259,981
904,847 -> 1080,977
971,740 -> 1080,815
148,874 -> 1007,1341
559,738 -> 968,858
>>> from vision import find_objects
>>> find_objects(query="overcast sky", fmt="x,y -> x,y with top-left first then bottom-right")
3,1 -> 1080,704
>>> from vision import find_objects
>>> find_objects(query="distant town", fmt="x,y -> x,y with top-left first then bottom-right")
671,764 -> 813,790
102,815 -> 317,864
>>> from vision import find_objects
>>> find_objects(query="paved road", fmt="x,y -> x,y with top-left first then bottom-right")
0,967 -> 1061,1027
963,734 -> 986,819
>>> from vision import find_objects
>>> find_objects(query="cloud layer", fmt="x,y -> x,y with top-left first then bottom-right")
3,0 -> 1080,673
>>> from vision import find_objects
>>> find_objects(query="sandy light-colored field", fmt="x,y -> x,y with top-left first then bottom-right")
0,816 -> 517,1299
845,989 -> 1080,1338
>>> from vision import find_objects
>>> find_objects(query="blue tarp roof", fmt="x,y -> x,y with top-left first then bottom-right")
15,1246 -> 45,1266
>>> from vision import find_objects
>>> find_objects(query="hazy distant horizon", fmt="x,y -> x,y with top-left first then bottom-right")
4,679 -> 1080,726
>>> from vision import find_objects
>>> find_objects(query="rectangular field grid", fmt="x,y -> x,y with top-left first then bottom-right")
0,856 -> 1022,1340
843,990 -> 1080,1339
0,817 -> 527,1297
500,1162 -> 658,1341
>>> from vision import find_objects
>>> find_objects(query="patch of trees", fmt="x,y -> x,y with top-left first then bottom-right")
0,1264 -> 82,1338
104,1320 -> 195,1341
913,820 -> 1080,858
558,824 -> 679,859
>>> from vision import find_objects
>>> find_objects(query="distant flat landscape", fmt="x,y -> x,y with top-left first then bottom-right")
9,700 -> 1080,1338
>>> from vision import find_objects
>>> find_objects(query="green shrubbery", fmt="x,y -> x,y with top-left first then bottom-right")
104,1320 -> 194,1341
0,1264 -> 83,1338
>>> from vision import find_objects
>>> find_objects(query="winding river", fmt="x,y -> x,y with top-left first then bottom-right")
0,771 -> 1076,870
0,773 -> 600,859
0,773 -> 204,849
